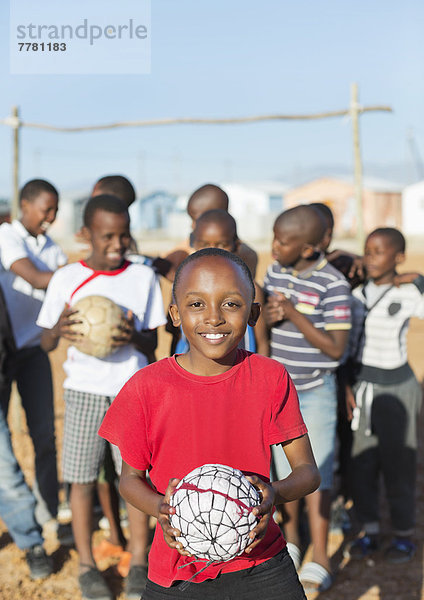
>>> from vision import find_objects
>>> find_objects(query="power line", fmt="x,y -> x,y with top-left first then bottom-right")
1,105 -> 391,133
0,86 -> 393,248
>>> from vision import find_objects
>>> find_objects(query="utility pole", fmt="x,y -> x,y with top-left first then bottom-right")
9,106 -> 20,220
350,83 -> 364,251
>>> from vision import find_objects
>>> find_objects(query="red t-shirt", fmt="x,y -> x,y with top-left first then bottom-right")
99,350 -> 307,587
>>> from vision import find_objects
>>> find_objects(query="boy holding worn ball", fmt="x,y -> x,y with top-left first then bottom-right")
99,248 -> 320,599
37,194 -> 166,600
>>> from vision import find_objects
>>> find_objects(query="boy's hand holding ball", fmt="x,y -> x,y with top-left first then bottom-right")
244,475 -> 276,553
112,309 -> 136,347
158,478 -> 193,557
53,304 -> 83,343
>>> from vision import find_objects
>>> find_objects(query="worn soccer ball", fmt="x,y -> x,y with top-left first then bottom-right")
170,464 -> 260,562
70,295 -> 125,358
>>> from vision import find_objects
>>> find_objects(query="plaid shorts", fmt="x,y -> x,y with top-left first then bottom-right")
62,389 -> 122,483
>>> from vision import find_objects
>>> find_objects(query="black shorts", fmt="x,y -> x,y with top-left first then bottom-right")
143,548 -> 306,600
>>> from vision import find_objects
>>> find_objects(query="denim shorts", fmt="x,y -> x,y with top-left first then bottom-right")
272,373 -> 337,490
143,548 -> 306,600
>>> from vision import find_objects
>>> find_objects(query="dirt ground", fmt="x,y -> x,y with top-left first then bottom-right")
1,249 -> 423,600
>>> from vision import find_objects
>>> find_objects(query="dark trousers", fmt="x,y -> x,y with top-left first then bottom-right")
0,346 -> 58,525
351,375 -> 422,535
143,548 -> 306,600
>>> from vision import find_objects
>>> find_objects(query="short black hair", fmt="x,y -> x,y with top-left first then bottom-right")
187,184 -> 229,212
172,248 -> 255,303
310,202 -> 334,229
93,175 -> 136,207
83,194 -> 129,228
275,205 -> 326,246
19,179 -> 58,205
194,209 -> 238,239
367,227 -> 406,253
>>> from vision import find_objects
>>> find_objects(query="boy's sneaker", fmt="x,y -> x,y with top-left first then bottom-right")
344,534 -> 379,560
79,566 -> 113,600
125,565 -> 148,600
384,538 -> 416,564
26,545 -> 53,580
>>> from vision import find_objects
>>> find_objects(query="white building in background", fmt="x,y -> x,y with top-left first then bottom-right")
47,181 -> 290,246
47,191 -> 87,250
223,182 -> 289,242
168,181 -> 289,242
402,180 -> 424,236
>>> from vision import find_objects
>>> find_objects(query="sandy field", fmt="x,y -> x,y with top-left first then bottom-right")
0,248 -> 423,600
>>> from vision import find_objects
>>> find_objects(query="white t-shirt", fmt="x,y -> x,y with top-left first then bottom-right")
0,220 -> 67,349
37,260 -> 167,396
353,279 -> 424,369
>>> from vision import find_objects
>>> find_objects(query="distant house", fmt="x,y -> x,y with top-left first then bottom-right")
402,180 -> 424,236
129,190 -> 178,233
164,181 -> 289,242
47,193 -> 87,244
223,182 -> 289,241
46,190 -> 180,245
284,177 -> 403,238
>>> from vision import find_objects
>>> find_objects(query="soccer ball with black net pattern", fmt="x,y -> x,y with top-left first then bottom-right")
170,464 -> 260,562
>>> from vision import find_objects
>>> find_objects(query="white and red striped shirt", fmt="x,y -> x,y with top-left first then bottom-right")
37,260 -> 166,396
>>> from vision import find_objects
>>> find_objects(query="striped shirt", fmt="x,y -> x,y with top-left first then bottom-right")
264,255 -> 352,390
353,277 -> 424,373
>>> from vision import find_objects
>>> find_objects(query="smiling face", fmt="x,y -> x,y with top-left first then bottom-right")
192,221 -> 237,253
364,233 -> 405,284
170,255 -> 259,375
20,191 -> 58,237
82,209 -> 131,271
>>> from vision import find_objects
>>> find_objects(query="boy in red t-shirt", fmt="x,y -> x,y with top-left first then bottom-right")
99,248 -> 320,599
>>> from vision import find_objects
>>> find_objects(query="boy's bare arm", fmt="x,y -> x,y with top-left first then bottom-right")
345,384 -> 356,421
274,434 -> 321,503
244,434 -> 320,553
393,272 -> 423,287
265,292 -> 349,360
120,462 -> 192,557
10,257 -> 54,289
253,282 -> 269,356
327,249 -> 364,280
154,249 -> 189,282
40,328 -> 59,352
131,328 -> 158,355
285,305 -> 348,359
237,242 -> 258,279
119,463 -> 164,517
40,305 -> 82,352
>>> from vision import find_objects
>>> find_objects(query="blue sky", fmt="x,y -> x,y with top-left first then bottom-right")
1,0 -> 423,198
